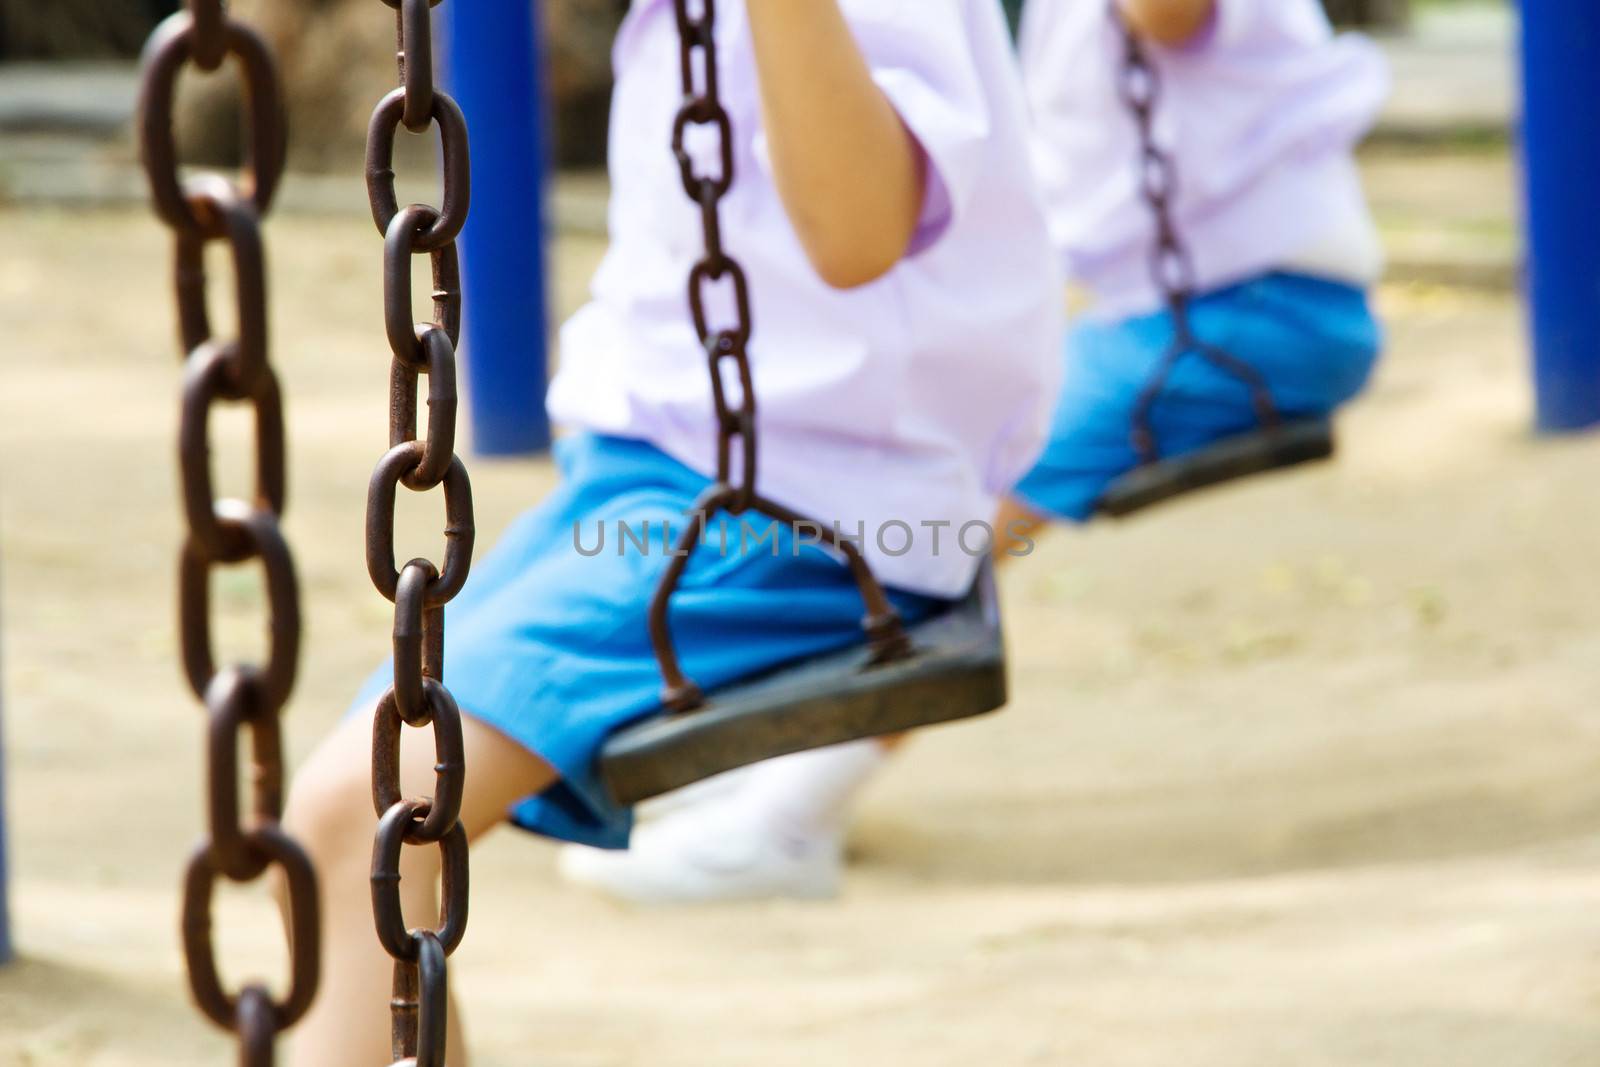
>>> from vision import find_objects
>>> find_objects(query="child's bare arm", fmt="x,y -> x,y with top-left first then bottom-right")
745,0 -> 927,290
1118,0 -> 1216,46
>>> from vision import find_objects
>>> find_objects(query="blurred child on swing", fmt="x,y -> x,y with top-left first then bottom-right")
561,0 -> 1387,906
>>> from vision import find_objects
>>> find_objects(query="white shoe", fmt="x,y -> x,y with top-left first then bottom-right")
635,764 -> 755,823
557,806 -> 843,905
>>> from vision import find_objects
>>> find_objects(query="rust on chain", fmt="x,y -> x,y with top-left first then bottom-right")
178,345 -> 286,563
186,0 -> 228,71
174,175 -> 273,396
362,0 -> 476,1057
1112,9 -> 1282,462
388,328 -> 460,491
235,986 -> 277,1067
204,668 -> 285,881
646,486 -> 732,712
385,205 -> 462,362
139,13 -> 286,233
396,0 -> 437,133
178,501 -> 301,712
389,558 -> 444,725
142,1 -> 320,1057
390,950 -> 422,1063
647,0 -> 910,715
371,799 -> 470,960
182,830 -> 320,1030
365,442 -> 475,604
371,685 -> 466,843
366,88 -> 471,252
753,495 -> 912,663
390,931 -> 449,1066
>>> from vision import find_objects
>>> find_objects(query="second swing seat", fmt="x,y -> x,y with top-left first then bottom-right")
1097,418 -> 1335,518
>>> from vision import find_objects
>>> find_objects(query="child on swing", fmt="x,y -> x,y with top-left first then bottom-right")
562,0 -> 1387,904
282,0 -> 1059,1062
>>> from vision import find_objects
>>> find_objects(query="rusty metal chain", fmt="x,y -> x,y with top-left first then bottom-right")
648,0 -> 910,714
137,1 -> 320,1061
1112,9 -> 1280,462
364,1 -> 475,1062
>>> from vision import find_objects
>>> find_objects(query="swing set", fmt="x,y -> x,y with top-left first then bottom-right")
29,0 -> 1346,1061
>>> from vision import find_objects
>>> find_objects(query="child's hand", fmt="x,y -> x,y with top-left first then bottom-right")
1118,0 -> 1216,46
745,0 -> 927,290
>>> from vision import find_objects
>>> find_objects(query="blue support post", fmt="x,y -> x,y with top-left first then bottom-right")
1520,0 -> 1600,432
444,0 -> 553,455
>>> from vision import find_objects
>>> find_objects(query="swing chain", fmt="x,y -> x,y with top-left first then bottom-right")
672,0 -> 758,513
648,0 -> 911,714
140,3 -> 286,241
138,1 -> 320,1059
1112,9 -> 1282,462
364,0 -> 475,1061
1112,15 -> 1198,334
186,0 -> 229,73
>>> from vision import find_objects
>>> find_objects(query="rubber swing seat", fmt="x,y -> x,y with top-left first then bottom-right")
600,564 -> 1005,806
1097,418 -> 1335,519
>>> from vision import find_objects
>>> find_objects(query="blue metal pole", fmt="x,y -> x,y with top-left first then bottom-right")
444,0 -> 553,456
1520,0 -> 1600,432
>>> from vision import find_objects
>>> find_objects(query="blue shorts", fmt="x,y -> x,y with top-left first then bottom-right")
1013,273 -> 1382,521
350,433 -> 942,849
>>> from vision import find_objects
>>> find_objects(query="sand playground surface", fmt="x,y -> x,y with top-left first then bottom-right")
2,189 -> 1599,1065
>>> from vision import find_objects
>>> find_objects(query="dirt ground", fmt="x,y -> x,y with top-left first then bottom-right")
3,158 -> 1600,1066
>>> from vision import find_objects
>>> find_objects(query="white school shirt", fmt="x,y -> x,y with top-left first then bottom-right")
1019,0 -> 1390,321
548,0 -> 1063,599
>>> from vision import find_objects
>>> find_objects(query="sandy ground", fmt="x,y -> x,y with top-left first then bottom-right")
2,164 -> 1600,1066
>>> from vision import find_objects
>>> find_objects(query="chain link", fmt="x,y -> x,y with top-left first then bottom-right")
364,1 -> 475,1059
367,89 -> 471,252
1112,8 -> 1282,462
185,0 -> 228,72
647,0 -> 911,715
139,9 -> 286,235
138,1 -> 321,1058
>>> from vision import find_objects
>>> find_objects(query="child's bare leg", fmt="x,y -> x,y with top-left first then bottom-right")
994,495 -> 1050,565
282,705 -> 555,1067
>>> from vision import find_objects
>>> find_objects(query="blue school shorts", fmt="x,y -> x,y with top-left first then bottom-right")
1013,272 -> 1382,521
350,433 -> 943,849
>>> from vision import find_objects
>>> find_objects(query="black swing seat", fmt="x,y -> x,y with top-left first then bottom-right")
600,566 -> 1006,806
1097,418 -> 1334,519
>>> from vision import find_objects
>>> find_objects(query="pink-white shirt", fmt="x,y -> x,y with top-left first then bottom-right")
549,0 -> 1063,598
1019,0 -> 1390,321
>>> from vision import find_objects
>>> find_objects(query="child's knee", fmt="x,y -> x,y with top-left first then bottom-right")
282,741 -> 377,868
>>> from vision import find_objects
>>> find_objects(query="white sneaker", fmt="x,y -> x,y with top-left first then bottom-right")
635,764 -> 755,823
557,805 -> 843,905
